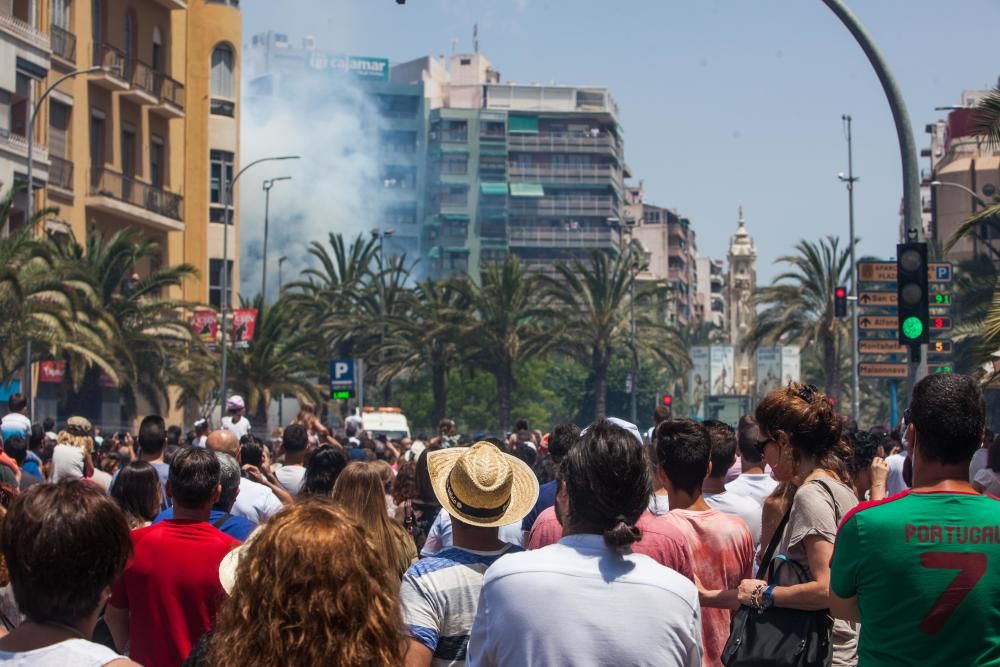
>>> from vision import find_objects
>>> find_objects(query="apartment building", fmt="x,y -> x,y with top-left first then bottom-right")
4,0 -> 241,423
695,255 -> 726,328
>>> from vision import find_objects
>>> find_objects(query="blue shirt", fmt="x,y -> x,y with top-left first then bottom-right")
521,480 -> 557,531
153,507 -> 256,542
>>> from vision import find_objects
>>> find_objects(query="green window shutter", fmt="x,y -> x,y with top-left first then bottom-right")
509,183 -> 544,198
480,182 -> 509,196
508,115 -> 539,134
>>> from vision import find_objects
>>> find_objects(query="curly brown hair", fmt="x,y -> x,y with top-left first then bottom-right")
205,498 -> 406,667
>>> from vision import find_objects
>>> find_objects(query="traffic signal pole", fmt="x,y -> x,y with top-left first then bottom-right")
822,0 -> 927,401
843,115 -> 860,423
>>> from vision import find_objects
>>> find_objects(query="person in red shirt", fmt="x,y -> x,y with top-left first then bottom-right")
105,447 -> 239,667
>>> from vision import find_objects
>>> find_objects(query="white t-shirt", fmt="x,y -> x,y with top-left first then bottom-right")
886,452 -> 909,496
231,476 -> 283,523
221,415 -> 251,440
0,638 -> 125,666
726,473 -> 778,507
467,534 -> 702,667
0,412 -> 31,440
275,464 -> 306,498
973,468 -> 1000,496
969,447 -> 989,485
704,490 -> 762,549
647,493 -> 671,516
421,508 -> 523,557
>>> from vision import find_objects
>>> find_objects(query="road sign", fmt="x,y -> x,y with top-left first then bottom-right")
859,362 -> 908,378
858,340 -> 907,355
859,315 -> 898,330
858,292 -> 897,307
329,358 -> 356,399
930,316 -> 953,332
930,292 -> 952,306
928,339 -> 954,355
857,261 -> 953,284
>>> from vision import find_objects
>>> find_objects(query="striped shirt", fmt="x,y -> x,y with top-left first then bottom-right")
402,544 -> 524,667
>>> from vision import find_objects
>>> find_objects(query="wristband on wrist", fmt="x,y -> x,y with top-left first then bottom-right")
763,585 -> 776,610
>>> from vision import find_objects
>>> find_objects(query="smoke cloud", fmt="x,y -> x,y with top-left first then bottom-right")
238,73 -> 382,300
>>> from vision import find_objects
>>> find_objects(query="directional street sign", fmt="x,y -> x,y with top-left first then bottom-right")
928,339 -> 954,355
858,292 -> 897,308
858,340 -> 908,355
857,261 -> 953,284
858,315 -> 898,330
929,263 -> 953,283
859,362 -> 908,378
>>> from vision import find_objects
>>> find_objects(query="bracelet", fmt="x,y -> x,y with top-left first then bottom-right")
763,585 -> 776,610
750,584 -> 766,610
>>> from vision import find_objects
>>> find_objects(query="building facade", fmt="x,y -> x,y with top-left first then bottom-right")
923,83 -> 1000,264
3,0 -> 241,424
695,255 -> 725,328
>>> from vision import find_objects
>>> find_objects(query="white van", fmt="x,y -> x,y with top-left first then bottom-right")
361,407 -> 411,440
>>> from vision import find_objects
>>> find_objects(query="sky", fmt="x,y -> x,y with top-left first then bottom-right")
240,0 -> 1000,284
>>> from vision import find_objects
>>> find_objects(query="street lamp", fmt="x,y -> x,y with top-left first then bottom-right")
929,180 -> 989,208
23,65 -> 103,420
219,155 -> 300,414
839,114 -> 860,422
261,176 -> 292,304
370,228 -> 395,404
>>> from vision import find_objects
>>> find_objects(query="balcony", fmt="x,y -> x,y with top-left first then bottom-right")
0,128 -> 49,174
150,0 -> 188,8
50,25 -> 75,65
508,194 -> 617,219
507,226 -> 616,249
152,72 -> 185,118
0,11 -> 50,54
508,164 -> 621,184
508,132 -> 621,158
123,60 -> 158,105
87,168 -> 183,231
91,43 -> 129,91
47,155 -> 73,194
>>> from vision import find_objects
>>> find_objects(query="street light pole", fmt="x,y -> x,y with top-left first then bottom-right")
23,65 -> 103,421
261,176 -> 291,304
220,155 -> 300,414
277,254 -> 288,427
370,228 -> 395,405
840,115 -> 860,422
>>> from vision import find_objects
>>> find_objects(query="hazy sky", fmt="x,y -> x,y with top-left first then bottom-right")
241,0 -> 999,283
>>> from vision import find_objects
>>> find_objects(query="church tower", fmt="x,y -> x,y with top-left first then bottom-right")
726,207 -> 757,395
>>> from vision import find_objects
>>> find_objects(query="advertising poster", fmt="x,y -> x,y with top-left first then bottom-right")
39,361 -> 66,384
781,346 -> 801,386
710,345 -> 736,396
704,395 -> 752,427
756,346 -> 782,398
688,346 -> 709,419
232,309 -> 258,349
192,309 -> 218,347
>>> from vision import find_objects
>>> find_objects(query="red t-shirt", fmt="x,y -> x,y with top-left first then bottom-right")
109,519 -> 239,667
526,508 -> 694,580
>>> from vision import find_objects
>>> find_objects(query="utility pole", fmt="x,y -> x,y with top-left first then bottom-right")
261,176 -> 291,304
840,115 -> 860,422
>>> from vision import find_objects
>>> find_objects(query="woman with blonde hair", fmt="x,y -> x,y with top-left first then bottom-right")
205,499 -> 405,667
332,462 -> 417,578
51,417 -> 113,491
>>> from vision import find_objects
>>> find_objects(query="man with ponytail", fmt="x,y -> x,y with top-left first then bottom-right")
467,419 -> 701,667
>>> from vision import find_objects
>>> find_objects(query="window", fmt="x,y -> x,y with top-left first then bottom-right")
210,149 -> 234,222
10,73 -> 30,138
123,12 -> 136,79
384,203 -> 417,226
48,101 -> 70,158
151,27 -> 162,71
380,129 -> 417,154
51,0 -> 70,30
121,124 -> 136,177
150,135 -> 164,187
91,0 -> 104,46
89,109 -> 105,172
209,259 -> 233,309
382,166 -> 416,189
441,155 -> 467,175
210,45 -> 235,115
207,0 -> 240,6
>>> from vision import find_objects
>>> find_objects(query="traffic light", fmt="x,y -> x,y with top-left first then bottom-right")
834,286 -> 848,318
896,242 -> 929,348
661,394 -> 673,407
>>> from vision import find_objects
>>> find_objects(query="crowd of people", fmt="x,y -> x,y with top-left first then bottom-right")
0,372 -> 996,666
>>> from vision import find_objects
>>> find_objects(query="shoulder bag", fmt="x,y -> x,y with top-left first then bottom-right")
721,479 -> 841,667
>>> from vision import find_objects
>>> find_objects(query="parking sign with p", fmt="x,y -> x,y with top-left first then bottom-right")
329,359 -> 356,400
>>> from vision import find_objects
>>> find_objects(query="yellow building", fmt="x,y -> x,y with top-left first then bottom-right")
3,0 -> 241,425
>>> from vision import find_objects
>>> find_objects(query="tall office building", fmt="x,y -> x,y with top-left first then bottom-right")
3,0 -> 241,423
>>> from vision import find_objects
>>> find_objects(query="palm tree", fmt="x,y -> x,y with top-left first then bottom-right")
747,236 -> 853,401
547,248 -> 686,418
54,228 -> 197,419
459,257 -> 553,431
226,294 -> 323,428
382,277 -> 469,424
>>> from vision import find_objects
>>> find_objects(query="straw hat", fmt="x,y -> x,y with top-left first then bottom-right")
218,527 -> 260,595
427,442 -> 539,528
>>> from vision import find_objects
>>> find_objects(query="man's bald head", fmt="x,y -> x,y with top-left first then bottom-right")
207,429 -> 240,457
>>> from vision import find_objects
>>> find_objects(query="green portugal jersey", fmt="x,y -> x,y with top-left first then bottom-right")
831,490 -> 1000,666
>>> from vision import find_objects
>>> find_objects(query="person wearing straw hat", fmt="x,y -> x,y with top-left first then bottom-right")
467,419 -> 702,667
401,441 -> 538,667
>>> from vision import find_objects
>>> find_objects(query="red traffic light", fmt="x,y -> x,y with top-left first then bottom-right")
835,287 -> 847,298
661,394 -> 673,406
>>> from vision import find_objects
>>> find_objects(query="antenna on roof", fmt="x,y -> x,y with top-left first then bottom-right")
474,23 -> 479,53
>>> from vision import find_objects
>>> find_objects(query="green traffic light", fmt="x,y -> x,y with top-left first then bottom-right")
901,316 -> 924,340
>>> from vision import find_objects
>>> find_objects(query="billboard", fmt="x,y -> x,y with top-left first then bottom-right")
305,53 -> 390,81
781,346 -> 801,386
192,309 -> 218,347
232,309 -> 258,349
688,346 -> 709,419
704,395 -> 752,427
710,345 -> 736,395
756,346 -> 782,397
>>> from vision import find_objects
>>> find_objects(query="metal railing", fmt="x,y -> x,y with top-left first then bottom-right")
0,12 -> 49,51
90,168 -> 183,221
48,156 -> 73,190
50,25 -> 76,62
508,195 -> 618,218
432,130 -> 468,143
0,127 -> 47,159
508,132 -> 621,155
92,42 -> 126,79
508,164 -> 621,183
130,60 -> 156,97
154,72 -> 185,110
507,226 -> 617,248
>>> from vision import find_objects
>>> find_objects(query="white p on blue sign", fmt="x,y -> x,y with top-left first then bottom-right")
329,359 -> 355,399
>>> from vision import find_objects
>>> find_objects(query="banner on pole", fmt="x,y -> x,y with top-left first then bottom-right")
232,309 -> 258,349
39,361 -> 66,384
192,309 -> 219,347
